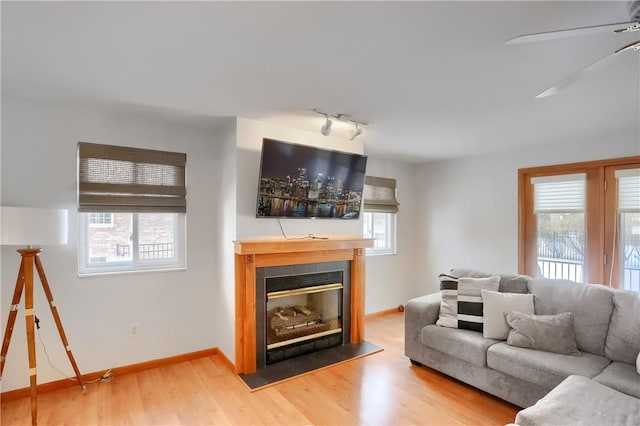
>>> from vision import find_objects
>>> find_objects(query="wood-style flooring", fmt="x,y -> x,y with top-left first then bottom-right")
1,312 -> 518,425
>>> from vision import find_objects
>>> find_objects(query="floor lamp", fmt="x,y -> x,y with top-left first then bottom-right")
0,206 -> 84,426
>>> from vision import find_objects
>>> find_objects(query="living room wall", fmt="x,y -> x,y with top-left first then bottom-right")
216,118 -> 420,358
0,101 -> 418,391
216,118 -> 367,362
414,132 -> 640,296
362,156 -> 418,314
234,117 -> 366,240
0,97 -> 229,392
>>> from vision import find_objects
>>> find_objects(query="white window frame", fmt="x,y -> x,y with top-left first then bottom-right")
78,212 -> 186,275
88,212 -> 114,228
363,211 -> 397,256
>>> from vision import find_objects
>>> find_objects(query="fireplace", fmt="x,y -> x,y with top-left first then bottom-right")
234,237 -> 373,375
256,263 -> 351,366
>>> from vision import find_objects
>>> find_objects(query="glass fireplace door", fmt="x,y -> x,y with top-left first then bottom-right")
266,283 -> 343,363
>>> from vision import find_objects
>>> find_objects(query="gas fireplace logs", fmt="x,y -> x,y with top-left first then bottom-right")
269,306 -> 330,339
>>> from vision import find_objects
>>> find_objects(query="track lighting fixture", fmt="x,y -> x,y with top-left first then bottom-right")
350,123 -> 364,141
313,108 -> 368,140
320,115 -> 333,136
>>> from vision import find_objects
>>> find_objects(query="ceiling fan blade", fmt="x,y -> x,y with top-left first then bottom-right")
506,21 -> 639,45
535,42 -> 639,98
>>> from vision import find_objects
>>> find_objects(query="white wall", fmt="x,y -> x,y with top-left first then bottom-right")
362,156 -> 418,314
235,117 -> 365,240
413,134 -> 640,296
212,119 -> 238,363
214,117 -> 368,363
0,97 -> 228,392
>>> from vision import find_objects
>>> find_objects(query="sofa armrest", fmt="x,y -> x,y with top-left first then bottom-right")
404,293 -> 441,362
405,293 -> 441,327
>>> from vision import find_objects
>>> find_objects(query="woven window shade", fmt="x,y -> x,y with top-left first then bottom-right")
364,176 -> 399,213
78,142 -> 186,213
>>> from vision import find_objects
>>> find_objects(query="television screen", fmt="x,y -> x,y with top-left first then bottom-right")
256,138 -> 368,219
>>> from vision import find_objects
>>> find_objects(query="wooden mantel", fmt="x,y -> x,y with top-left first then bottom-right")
234,236 -> 374,374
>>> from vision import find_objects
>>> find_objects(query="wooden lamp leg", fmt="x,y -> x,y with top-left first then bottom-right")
34,256 -> 84,387
23,253 -> 38,426
0,257 -> 27,377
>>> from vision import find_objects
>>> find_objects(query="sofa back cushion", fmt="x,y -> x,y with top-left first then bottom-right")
528,278 -> 614,356
604,291 -> 640,364
450,268 -> 531,294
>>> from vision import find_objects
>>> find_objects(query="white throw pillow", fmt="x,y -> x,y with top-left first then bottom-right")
636,352 -> 640,375
481,290 -> 534,340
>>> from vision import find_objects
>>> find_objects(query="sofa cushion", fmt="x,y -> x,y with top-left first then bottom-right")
505,311 -> 579,355
515,375 -> 640,426
435,274 -> 499,332
487,342 -> 610,389
421,324 -> 499,368
528,278 -> 614,356
604,290 -> 640,364
593,361 -> 640,399
457,276 -> 500,332
435,274 -> 459,328
451,268 -> 530,293
482,290 -> 534,340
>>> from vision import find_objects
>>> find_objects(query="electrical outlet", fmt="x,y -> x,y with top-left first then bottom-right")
129,323 -> 139,337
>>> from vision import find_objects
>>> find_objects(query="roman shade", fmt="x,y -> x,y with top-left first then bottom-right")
615,168 -> 640,213
531,173 -> 585,213
78,142 -> 186,213
363,176 -> 399,213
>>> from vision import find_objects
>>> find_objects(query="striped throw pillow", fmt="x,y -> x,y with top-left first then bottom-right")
436,274 -> 500,332
436,274 -> 459,328
457,276 -> 500,332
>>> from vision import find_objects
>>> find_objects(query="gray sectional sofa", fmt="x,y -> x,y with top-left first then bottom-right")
404,269 -> 640,423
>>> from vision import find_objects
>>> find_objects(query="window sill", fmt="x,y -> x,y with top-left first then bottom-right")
78,266 -> 187,277
365,251 -> 397,257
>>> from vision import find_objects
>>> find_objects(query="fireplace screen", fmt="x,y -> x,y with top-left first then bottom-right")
265,274 -> 344,364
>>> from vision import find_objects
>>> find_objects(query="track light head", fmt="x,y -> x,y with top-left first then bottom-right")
320,116 -> 333,136
350,124 -> 364,141
313,108 -> 368,139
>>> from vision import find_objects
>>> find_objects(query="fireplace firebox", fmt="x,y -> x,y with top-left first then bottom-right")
256,263 -> 351,367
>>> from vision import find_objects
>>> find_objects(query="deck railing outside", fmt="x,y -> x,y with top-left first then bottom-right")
116,242 -> 174,260
537,231 -> 640,292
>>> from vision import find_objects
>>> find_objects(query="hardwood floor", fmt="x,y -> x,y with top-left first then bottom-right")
1,312 -> 518,425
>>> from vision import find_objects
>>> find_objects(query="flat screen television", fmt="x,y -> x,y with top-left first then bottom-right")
256,138 -> 368,219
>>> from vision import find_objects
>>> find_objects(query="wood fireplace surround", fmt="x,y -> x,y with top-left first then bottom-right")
234,236 -> 374,374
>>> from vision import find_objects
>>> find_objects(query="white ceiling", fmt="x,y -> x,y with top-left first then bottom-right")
2,1 -> 638,163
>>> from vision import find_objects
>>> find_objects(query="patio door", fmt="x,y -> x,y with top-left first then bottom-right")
604,166 -> 640,291
519,156 -> 640,290
530,173 -> 587,282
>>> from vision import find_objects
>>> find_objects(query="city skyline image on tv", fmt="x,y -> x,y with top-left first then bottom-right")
256,138 -> 368,219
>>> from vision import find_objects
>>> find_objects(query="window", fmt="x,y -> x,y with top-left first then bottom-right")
363,211 -> 396,255
88,212 -> 113,227
79,212 -> 185,273
77,142 -> 187,275
362,176 -> 399,256
519,156 -> 640,291
531,173 -> 586,282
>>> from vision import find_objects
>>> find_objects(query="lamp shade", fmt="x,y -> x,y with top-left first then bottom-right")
1,206 -> 68,246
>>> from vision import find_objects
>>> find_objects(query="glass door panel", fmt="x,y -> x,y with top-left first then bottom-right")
619,212 -> 640,292
536,213 -> 585,281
